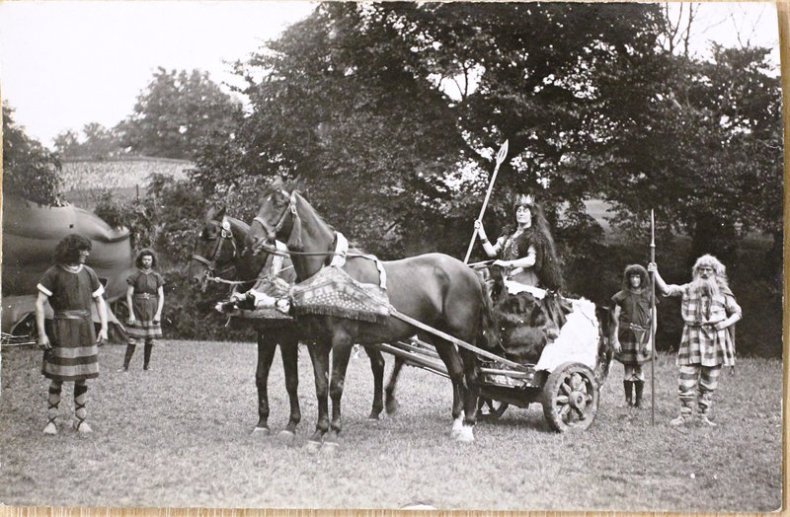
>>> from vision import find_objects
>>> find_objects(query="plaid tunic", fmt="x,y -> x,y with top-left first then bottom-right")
665,283 -> 740,367
611,288 -> 655,365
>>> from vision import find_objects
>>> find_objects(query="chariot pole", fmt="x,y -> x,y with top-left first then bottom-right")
650,209 -> 656,426
463,140 -> 509,264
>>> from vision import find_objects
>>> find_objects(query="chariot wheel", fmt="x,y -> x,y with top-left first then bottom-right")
541,362 -> 599,432
476,398 -> 509,420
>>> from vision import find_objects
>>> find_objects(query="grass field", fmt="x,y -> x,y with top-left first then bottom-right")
0,340 -> 783,511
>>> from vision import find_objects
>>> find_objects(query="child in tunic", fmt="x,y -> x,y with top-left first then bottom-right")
611,264 -> 656,408
120,249 -> 165,371
36,234 -> 108,434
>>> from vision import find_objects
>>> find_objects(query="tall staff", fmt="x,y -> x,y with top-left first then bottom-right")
464,140 -> 509,264
650,210 -> 656,426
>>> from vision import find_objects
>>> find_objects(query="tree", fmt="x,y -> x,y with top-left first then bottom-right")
601,45 -> 782,270
54,122 -> 125,159
2,103 -> 62,205
194,2 -> 668,257
117,68 -> 240,160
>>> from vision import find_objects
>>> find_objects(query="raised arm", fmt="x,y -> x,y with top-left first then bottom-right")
475,220 -> 501,258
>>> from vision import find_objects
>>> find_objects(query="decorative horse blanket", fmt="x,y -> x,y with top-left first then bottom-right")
289,265 -> 390,323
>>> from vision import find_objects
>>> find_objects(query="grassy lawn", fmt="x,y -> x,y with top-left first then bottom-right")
0,340 -> 782,511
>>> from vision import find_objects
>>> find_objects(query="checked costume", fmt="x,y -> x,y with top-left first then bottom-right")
664,282 -> 741,420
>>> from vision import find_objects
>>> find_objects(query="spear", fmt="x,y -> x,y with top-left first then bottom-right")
463,140 -> 509,264
650,209 -> 656,426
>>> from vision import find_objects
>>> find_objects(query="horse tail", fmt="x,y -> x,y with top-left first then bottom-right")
476,272 -> 500,351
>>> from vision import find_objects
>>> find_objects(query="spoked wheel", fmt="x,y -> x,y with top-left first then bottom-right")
541,362 -> 599,432
476,398 -> 509,420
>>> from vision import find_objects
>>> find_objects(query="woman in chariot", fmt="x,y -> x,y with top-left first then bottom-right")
475,193 -> 564,292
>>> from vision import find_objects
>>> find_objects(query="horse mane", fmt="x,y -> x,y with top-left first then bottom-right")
225,216 -> 250,236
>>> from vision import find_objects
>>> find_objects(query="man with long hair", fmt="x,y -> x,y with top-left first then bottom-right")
649,255 -> 741,426
35,234 -> 108,434
475,193 -> 564,291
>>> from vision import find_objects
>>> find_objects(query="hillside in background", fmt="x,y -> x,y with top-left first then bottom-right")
60,156 -> 193,210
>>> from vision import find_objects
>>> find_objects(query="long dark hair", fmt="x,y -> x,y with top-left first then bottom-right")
54,234 -> 92,265
506,198 -> 564,291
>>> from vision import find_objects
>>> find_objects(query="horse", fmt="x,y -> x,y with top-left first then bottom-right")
249,178 -> 497,446
187,206 -> 397,438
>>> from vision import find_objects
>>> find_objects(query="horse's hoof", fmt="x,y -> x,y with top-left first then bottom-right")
368,413 -> 380,421
451,412 -> 465,438
252,426 -> 271,436
455,425 -> 475,443
305,440 -> 322,453
278,429 -> 295,443
385,398 -> 399,415
321,441 -> 339,455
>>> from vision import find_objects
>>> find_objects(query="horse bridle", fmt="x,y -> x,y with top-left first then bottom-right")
252,190 -> 365,260
192,218 -> 238,281
253,189 -> 297,245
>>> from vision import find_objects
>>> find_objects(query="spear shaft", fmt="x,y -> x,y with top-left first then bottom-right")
650,209 -> 656,426
464,140 -> 509,264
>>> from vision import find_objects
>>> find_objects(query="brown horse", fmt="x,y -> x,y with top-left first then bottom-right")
187,206 -> 396,439
249,179 -> 496,446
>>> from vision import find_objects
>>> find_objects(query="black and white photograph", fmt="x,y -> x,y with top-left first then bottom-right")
0,1 -> 784,512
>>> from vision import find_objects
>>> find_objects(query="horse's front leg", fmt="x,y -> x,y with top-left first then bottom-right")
364,346 -> 385,420
460,349 -> 480,441
279,330 -> 301,440
253,331 -> 277,435
306,339 -> 332,450
385,355 -> 405,415
430,336 -> 468,440
325,329 -> 354,449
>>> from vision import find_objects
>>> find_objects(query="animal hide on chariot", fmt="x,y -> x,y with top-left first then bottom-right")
492,289 -> 574,364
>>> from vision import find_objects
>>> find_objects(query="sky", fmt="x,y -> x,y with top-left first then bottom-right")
0,1 -> 781,149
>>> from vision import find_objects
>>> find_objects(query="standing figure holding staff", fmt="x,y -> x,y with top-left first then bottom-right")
36,234 -> 108,434
649,255 -> 741,426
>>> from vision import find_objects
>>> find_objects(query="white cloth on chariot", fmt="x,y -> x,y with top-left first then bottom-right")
535,296 -> 599,372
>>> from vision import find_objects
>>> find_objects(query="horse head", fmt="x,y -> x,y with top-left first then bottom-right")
188,206 -> 243,291
250,177 -> 305,251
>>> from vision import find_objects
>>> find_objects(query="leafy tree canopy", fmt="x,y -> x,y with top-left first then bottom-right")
2,103 -> 62,205
116,68 -> 240,160
54,122 -> 125,160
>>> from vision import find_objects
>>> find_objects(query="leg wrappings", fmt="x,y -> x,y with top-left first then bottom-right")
678,365 -> 699,414
698,365 -> 721,413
